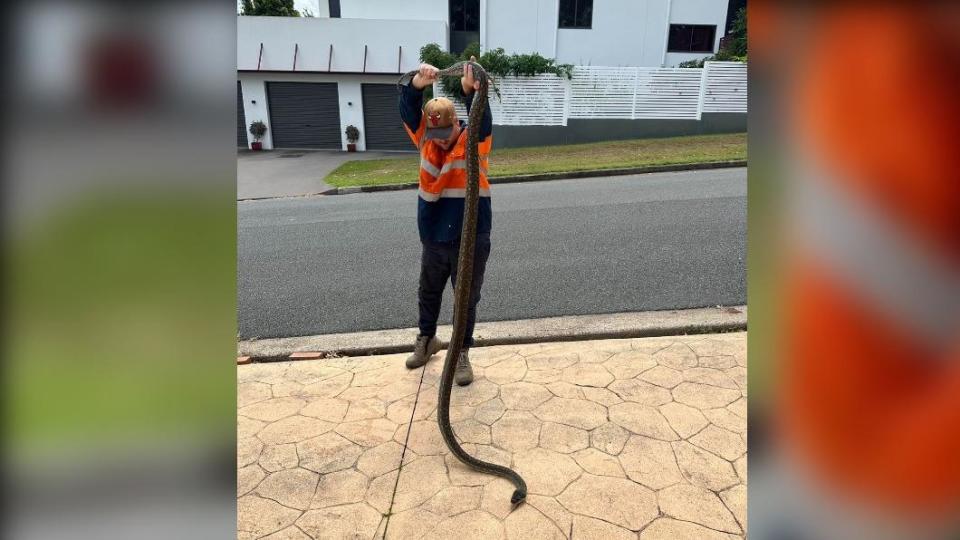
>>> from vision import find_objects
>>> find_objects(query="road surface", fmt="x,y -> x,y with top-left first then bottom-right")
238,167 -> 746,339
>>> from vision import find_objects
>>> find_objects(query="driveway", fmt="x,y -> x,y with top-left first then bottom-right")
238,149 -> 402,200
238,332 -> 748,539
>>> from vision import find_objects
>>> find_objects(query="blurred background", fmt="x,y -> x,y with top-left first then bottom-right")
3,0 -> 237,538
749,2 -> 960,539
4,0 -> 960,538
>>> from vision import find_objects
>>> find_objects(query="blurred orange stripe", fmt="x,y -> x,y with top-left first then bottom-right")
793,6 -> 960,266
782,255 -> 960,515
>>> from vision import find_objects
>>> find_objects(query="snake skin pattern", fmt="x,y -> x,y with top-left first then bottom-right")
398,61 -> 527,505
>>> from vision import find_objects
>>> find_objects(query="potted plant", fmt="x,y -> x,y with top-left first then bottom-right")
345,125 -> 360,152
249,120 -> 267,151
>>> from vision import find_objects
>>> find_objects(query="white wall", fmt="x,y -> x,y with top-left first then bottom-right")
239,77 -> 272,149
237,16 -> 447,73
554,0 -> 670,66
338,0 -> 447,21
485,0 -> 557,58
483,0 -> 728,68
239,72 -> 399,151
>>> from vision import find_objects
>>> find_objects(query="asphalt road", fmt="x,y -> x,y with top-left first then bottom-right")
238,168 -> 746,339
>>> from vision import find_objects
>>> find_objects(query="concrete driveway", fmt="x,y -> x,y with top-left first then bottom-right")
238,149 -> 403,200
237,332 -> 748,539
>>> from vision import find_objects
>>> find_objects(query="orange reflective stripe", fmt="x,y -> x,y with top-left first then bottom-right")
478,136 -> 492,155
783,256 -> 960,514
794,8 -> 960,264
405,115 -> 426,149
782,6 -> 960,517
417,126 -> 492,200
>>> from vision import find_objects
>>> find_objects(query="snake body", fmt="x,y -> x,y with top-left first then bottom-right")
399,61 -> 527,505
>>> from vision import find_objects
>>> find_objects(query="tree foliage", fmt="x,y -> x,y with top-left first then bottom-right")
240,0 -> 301,17
726,7 -> 747,57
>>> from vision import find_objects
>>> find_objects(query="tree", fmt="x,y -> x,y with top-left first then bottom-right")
726,7 -> 747,57
240,0 -> 301,17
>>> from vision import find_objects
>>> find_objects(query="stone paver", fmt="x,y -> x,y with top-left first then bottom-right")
238,332 -> 747,538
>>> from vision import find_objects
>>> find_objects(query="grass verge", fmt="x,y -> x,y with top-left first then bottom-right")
325,132 -> 746,188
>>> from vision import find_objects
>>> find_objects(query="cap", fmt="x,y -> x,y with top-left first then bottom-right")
423,97 -> 457,139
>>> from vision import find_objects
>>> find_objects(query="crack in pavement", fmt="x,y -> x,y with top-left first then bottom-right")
380,365 -> 429,539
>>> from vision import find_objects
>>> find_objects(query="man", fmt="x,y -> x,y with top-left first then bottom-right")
398,58 -> 493,386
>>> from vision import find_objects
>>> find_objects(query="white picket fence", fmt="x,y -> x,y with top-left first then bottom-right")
701,61 -> 748,113
435,61 -> 746,126
436,74 -> 568,126
570,66 -> 705,120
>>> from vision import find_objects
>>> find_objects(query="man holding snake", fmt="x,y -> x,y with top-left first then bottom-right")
398,57 -> 493,386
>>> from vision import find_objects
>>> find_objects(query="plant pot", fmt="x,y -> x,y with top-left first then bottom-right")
251,141 -> 263,151
347,143 -> 357,152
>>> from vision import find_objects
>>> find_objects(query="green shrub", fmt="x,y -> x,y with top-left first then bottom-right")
419,43 -> 457,71
461,42 -> 482,62
477,48 -> 512,78
418,43 -> 573,102
344,125 -> 360,143
248,120 -> 267,142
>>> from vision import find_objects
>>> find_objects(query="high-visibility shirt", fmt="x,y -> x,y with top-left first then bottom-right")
399,83 -> 493,244
781,5 -> 960,516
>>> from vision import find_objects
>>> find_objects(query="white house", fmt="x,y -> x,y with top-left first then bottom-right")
238,0 -> 735,150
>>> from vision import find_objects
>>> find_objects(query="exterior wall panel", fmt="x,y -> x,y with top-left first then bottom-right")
361,84 -> 412,151
266,82 -> 342,149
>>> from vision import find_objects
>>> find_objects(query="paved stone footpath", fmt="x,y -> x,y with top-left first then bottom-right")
238,332 -> 747,539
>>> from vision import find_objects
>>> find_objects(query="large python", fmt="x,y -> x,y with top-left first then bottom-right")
398,61 -> 527,505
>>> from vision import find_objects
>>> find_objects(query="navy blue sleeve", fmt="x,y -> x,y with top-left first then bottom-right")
462,89 -> 493,141
399,82 -> 424,133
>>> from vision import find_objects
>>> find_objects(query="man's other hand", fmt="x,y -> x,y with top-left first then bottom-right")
462,56 -> 481,95
412,63 -> 440,90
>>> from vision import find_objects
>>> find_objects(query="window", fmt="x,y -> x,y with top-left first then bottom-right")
667,24 -> 717,53
449,0 -> 479,32
328,0 -> 340,18
559,0 -> 592,29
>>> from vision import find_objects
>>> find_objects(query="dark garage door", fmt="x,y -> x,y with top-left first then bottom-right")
266,82 -> 342,149
362,84 -> 411,151
237,82 -> 248,147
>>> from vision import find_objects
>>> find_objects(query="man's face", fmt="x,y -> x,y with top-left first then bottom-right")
431,114 -> 460,151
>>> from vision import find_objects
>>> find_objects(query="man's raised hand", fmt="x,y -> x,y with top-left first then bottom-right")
413,63 -> 440,90
462,56 -> 481,94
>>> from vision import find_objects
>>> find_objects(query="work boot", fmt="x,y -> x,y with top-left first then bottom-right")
406,334 -> 442,369
455,350 -> 474,386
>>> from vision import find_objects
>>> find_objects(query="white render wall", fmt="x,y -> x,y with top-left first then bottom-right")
237,16 -> 446,72
480,0 -> 728,68
239,72 -> 401,151
484,0 -> 558,58
555,0 -> 671,67
239,77 -> 273,149
239,2 -> 727,71
339,0 -> 447,21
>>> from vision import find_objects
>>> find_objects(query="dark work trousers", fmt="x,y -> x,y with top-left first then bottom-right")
418,233 -> 491,348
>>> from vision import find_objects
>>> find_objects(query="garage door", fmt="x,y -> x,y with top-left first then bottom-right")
362,84 -> 412,151
266,82 -> 342,149
237,82 -> 248,148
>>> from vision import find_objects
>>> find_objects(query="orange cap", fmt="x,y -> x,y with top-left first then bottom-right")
424,97 -> 456,129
